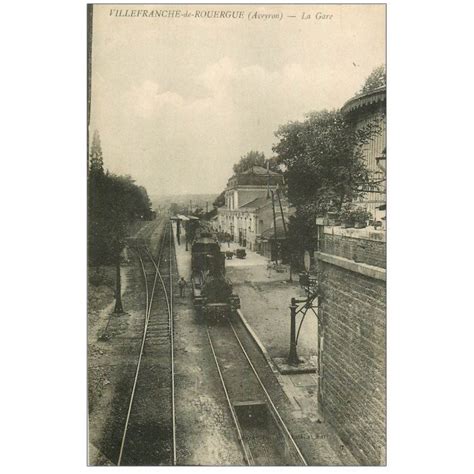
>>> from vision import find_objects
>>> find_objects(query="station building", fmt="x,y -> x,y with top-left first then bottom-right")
215,166 -> 291,255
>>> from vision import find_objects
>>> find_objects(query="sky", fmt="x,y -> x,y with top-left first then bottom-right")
89,4 -> 386,196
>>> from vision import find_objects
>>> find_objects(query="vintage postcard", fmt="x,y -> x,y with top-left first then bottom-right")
87,3 -> 386,466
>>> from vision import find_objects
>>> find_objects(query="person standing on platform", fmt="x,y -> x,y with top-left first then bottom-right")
178,277 -> 187,297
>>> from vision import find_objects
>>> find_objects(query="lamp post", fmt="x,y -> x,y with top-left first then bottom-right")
287,276 -> 319,366
288,298 -> 301,365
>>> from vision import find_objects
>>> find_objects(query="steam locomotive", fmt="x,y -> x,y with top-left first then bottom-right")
190,222 -> 240,321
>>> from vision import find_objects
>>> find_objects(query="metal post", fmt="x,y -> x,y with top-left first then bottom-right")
113,255 -> 124,314
271,190 -> 278,264
184,221 -> 189,251
276,188 -> 292,282
288,297 -> 300,365
266,160 -> 270,198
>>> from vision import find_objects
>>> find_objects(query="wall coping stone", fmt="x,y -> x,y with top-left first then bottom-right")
323,225 -> 386,242
316,251 -> 386,281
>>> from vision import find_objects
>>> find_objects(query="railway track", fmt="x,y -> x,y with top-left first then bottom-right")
117,220 -> 177,466
206,318 -> 308,466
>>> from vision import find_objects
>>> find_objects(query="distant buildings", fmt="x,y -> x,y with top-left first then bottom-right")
215,166 -> 291,259
341,85 -> 386,225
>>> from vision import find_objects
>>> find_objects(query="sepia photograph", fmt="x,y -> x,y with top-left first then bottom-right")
87,3 -> 386,466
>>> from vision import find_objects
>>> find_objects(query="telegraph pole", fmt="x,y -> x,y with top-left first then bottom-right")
113,253 -> 124,314
276,187 -> 292,282
266,159 -> 270,198
271,190 -> 278,264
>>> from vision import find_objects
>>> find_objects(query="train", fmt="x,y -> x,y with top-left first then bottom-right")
190,221 -> 240,321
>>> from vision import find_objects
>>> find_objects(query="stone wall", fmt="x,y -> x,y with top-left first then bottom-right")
316,227 -> 386,465
320,226 -> 386,268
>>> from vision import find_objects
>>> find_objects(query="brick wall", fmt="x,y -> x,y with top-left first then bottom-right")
316,228 -> 386,465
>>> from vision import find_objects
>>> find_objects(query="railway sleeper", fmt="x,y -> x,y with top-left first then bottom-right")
232,400 -> 295,465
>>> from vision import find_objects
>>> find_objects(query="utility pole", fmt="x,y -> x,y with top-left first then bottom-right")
266,159 -> 270,198
271,190 -> 278,264
276,188 -> 292,282
113,252 -> 124,314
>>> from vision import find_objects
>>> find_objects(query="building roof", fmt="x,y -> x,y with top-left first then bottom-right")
226,165 -> 284,188
240,165 -> 281,176
341,85 -> 386,115
239,196 -> 271,209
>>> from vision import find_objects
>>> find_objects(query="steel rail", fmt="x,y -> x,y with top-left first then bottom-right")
117,220 -> 167,466
206,327 -> 254,466
168,223 -> 177,466
144,222 -> 177,465
228,320 -> 308,466
137,248 -> 150,320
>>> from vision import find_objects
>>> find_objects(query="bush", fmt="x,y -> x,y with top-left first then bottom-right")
339,203 -> 372,225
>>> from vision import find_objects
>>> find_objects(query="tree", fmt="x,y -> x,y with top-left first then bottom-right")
89,130 -> 104,175
232,151 -> 280,174
213,190 -> 226,208
233,150 -> 266,174
274,109 -> 379,215
287,206 -> 318,270
191,207 -> 204,219
88,135 -> 153,314
169,202 -> 179,215
212,151 -> 281,210
360,65 -> 386,94
273,109 -> 380,254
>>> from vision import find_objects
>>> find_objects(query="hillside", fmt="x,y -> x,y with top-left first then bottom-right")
151,193 -> 218,212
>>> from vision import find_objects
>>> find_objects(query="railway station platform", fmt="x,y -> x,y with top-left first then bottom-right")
172,223 -> 192,281
171,223 -> 357,465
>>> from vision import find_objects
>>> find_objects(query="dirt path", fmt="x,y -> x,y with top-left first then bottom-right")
87,221 -> 157,465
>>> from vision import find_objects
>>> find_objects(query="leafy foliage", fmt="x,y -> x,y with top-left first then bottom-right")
360,65 -> 386,94
274,109 -> 380,216
233,150 -> 266,174
287,206 -> 318,268
273,109 -> 380,254
88,134 -> 153,265
191,207 -> 205,218
89,130 -> 104,174
339,202 -> 372,224
213,151 -> 281,210
232,150 -> 280,174
213,190 -> 226,208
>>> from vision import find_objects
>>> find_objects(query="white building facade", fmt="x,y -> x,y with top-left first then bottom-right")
215,166 -> 287,251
